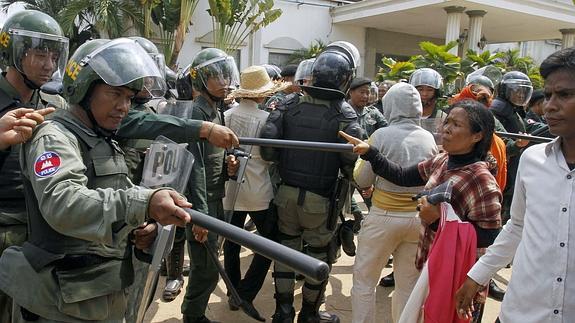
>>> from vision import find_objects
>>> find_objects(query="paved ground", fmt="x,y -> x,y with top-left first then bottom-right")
143,238 -> 511,323
144,193 -> 510,322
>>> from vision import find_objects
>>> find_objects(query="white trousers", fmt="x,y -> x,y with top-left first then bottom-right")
351,206 -> 421,323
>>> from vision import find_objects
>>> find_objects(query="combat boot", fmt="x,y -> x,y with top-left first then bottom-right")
162,239 -> 185,301
297,300 -> 340,323
272,293 -> 295,323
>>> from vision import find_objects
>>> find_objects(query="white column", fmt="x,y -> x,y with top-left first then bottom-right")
444,6 -> 466,55
248,29 -> 263,65
560,29 -> 575,49
466,10 -> 486,53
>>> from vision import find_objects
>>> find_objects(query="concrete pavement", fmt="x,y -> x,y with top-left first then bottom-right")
143,242 -> 510,323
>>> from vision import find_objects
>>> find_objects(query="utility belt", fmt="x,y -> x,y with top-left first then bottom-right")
51,254 -> 113,271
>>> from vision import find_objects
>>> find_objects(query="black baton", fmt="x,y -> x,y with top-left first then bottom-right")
239,137 -> 354,153
184,208 -> 330,282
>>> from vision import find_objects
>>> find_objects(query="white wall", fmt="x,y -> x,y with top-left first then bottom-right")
175,0 -> 366,74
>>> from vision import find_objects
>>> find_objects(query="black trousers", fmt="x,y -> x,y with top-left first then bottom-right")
223,207 -> 277,302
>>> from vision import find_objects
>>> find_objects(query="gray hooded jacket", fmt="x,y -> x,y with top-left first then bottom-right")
354,82 -> 438,195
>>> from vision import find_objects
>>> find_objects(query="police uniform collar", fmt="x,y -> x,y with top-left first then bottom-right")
0,73 -> 39,113
51,109 -> 105,149
195,95 -> 219,118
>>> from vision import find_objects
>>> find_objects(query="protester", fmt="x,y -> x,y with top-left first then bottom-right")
341,99 -> 502,322
223,65 -> 288,319
351,82 -> 438,323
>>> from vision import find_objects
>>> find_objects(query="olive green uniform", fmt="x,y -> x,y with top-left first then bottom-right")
0,73 -> 40,323
261,95 -> 361,319
0,109 -> 156,321
181,95 -> 225,320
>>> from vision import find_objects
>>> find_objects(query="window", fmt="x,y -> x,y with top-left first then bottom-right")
268,52 -> 292,69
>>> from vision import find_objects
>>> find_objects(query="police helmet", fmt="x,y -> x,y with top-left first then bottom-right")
467,75 -> 494,92
305,41 -> 360,99
189,48 -> 239,97
498,71 -> 533,107
129,36 -> 166,79
0,10 -> 69,87
294,58 -> 315,85
63,38 -> 166,106
409,68 -> 443,96
262,64 -> 282,81
176,63 -> 193,100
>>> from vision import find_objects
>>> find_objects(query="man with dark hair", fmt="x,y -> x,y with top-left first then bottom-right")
456,46 -> 575,322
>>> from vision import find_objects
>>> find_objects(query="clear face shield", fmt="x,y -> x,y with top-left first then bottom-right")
83,38 -> 166,98
465,65 -> 502,88
150,52 -> 166,80
194,56 -> 240,98
505,79 -> 533,107
11,29 -> 69,85
294,58 -> 315,85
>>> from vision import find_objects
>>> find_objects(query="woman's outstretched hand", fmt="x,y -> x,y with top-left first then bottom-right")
338,131 -> 370,155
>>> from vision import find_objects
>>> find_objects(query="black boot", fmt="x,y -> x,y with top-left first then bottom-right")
488,279 -> 506,302
297,300 -> 340,323
183,315 -> 220,323
272,293 -> 295,323
379,272 -> 395,287
163,238 -> 185,301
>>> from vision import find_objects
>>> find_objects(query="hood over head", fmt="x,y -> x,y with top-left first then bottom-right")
382,82 -> 422,125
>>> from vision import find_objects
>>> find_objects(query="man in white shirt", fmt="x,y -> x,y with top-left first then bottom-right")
455,47 -> 574,322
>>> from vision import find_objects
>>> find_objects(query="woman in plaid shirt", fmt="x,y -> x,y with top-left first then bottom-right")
341,99 -> 502,321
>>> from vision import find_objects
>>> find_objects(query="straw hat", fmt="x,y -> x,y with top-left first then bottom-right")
230,65 -> 290,98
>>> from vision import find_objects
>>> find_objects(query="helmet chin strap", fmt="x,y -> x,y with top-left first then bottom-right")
79,94 -> 117,140
19,70 -> 41,90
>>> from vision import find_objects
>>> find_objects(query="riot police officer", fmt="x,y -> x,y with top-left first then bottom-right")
260,41 -> 362,323
180,47 -> 240,323
0,10 -> 68,323
0,37 -> 196,322
490,71 -> 533,222
409,68 -> 447,120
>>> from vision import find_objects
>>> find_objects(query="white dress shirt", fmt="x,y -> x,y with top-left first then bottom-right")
467,138 -> 575,323
223,99 -> 274,211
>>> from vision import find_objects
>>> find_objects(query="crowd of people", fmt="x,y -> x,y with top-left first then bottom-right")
0,7 -> 573,323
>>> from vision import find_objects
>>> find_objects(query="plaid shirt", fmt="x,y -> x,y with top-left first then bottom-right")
415,152 -> 502,271
418,152 -> 502,229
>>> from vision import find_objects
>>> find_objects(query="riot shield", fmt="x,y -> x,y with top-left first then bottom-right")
156,99 -> 195,119
136,135 -> 194,323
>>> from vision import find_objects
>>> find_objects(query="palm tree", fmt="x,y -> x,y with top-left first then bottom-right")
1,0 -> 143,52
288,39 -> 325,64
145,0 -> 199,68
208,0 -> 282,54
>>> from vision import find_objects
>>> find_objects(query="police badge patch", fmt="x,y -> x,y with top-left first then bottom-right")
34,151 -> 61,177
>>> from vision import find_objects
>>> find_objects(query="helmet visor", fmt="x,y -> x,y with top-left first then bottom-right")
409,69 -> 442,89
195,56 -> 240,97
294,58 -> 315,85
84,38 -> 166,98
150,52 -> 166,79
504,79 -> 533,106
12,29 -> 69,85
